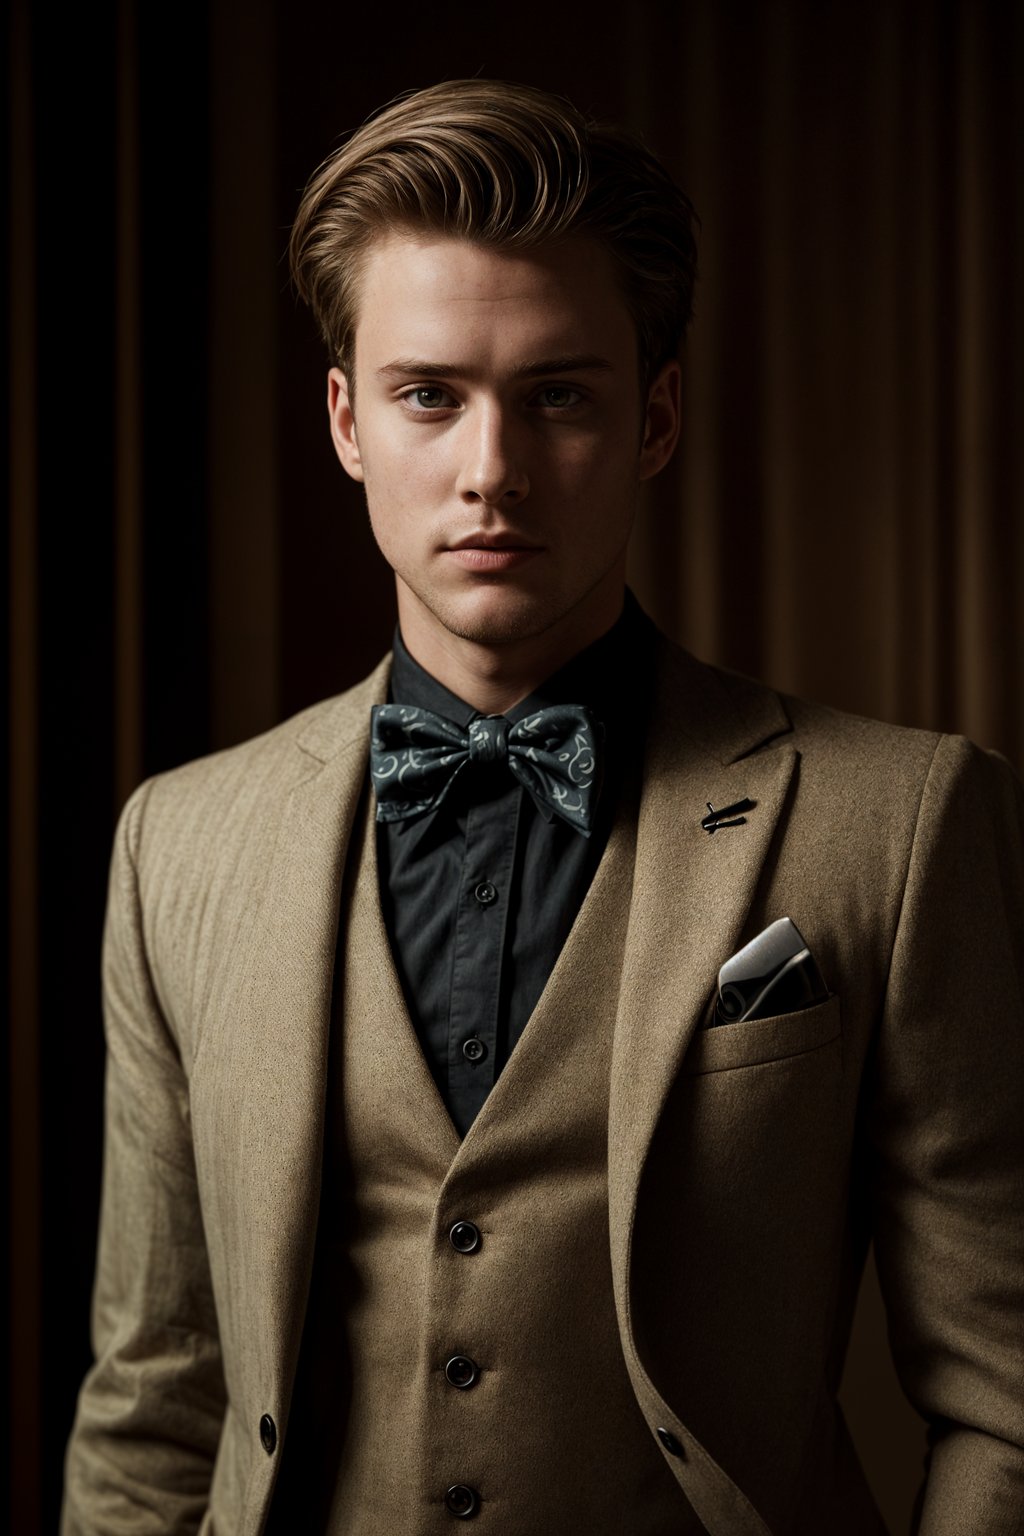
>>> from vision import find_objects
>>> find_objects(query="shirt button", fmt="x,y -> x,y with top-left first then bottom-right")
259,1413 -> 277,1454
474,881 -> 497,905
449,1220 -> 482,1254
445,1354 -> 480,1389
657,1426 -> 685,1458
444,1484 -> 480,1518
462,1036 -> 487,1064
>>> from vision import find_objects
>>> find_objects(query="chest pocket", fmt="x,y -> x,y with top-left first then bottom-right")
684,993 -> 841,1075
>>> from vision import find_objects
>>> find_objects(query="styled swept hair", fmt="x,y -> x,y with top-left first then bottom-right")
288,79 -> 699,397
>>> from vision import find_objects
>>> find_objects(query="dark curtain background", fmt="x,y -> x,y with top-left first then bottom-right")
6,2 -> 1022,1531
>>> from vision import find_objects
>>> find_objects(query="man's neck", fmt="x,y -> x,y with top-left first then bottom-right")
395,585 -> 627,715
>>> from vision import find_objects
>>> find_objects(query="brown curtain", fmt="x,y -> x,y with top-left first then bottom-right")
628,0 -> 1024,766
6,1 -> 1021,1530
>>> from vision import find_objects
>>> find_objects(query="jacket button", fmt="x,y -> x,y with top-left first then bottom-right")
445,1354 -> 480,1389
259,1414 -> 277,1454
444,1483 -> 480,1518
462,1037 -> 487,1063
449,1220 -> 481,1253
657,1426 -> 684,1458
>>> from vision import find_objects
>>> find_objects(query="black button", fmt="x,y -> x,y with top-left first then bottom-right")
462,1036 -> 487,1064
657,1426 -> 684,1458
445,1354 -> 480,1389
449,1220 -> 481,1254
444,1484 -> 480,1518
474,881 -> 497,905
259,1413 -> 277,1454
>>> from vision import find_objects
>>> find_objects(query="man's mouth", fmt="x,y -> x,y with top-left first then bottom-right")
445,531 -> 543,571
448,531 -> 540,551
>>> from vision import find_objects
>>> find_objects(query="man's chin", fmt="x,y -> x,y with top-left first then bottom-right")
396,563 -> 626,659
418,585 -> 565,650
436,605 -> 555,650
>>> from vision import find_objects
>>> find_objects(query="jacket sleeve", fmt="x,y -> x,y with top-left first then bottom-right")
61,782 -> 226,1535
870,735 -> 1024,1536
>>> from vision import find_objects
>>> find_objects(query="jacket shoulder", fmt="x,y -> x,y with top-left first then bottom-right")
654,631 -> 942,786
118,654 -> 390,865
684,643 -> 1022,829
780,688 -> 941,781
778,686 -> 1022,818
654,634 -> 1024,834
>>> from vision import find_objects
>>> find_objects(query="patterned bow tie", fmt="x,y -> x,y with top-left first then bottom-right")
370,702 -> 600,835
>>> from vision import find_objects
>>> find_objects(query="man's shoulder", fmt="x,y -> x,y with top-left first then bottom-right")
652,631 -> 1022,822
119,653 -> 390,855
769,671 -> 1016,814
654,631 -> 941,777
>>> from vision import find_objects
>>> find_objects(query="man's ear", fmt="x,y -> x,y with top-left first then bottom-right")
327,366 -> 364,483
638,359 -> 682,482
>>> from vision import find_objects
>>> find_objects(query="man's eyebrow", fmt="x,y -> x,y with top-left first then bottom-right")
376,354 -> 616,381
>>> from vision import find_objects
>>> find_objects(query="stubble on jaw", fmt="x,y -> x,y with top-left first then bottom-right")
409,589 -> 562,649
394,554 -> 633,659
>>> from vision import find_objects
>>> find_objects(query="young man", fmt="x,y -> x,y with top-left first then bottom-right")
63,80 -> 1023,1535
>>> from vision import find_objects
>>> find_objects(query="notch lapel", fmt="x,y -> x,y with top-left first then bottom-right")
213,660 -> 391,1418
607,640 -> 796,1533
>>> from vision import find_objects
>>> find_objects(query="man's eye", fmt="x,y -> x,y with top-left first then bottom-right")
403,386 -> 455,410
535,386 -> 583,409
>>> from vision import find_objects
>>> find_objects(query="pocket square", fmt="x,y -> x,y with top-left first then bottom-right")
712,917 -> 829,1026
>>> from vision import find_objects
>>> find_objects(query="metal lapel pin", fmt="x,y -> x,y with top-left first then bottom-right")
701,797 -> 755,833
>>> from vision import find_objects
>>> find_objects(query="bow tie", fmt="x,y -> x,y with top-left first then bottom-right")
370,702 -> 600,835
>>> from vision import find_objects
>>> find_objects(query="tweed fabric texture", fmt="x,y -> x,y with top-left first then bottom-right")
60,634 -> 1024,1536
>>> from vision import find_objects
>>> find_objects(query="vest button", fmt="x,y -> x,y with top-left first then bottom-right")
657,1426 -> 684,1458
462,1036 -> 487,1063
445,1354 -> 480,1389
259,1413 -> 277,1454
449,1220 -> 482,1253
474,881 -> 497,905
444,1483 -> 480,1518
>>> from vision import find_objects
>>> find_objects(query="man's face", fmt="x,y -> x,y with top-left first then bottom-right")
328,231 -> 679,662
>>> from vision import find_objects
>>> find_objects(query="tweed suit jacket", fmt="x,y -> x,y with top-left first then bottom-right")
62,633 -> 1024,1536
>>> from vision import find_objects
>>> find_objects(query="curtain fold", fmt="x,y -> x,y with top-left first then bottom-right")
627,0 -> 1023,766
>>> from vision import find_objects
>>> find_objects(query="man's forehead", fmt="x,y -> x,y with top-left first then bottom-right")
354,230 -> 635,363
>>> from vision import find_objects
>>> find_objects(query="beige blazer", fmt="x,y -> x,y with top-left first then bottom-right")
61,634 -> 1024,1535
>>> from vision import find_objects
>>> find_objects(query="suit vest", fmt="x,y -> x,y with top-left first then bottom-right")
272,783 -> 700,1533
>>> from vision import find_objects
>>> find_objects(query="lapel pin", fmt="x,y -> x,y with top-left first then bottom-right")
701,797 -> 755,833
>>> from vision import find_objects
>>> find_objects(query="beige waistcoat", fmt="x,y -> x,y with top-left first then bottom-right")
277,785 -> 699,1533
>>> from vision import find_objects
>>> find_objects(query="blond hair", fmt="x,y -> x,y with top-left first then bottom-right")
289,79 -> 698,398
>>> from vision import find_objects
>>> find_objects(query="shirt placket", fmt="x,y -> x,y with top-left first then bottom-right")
445,782 -> 522,1135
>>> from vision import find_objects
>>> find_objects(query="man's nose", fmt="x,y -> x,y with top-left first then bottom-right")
455,405 -> 530,507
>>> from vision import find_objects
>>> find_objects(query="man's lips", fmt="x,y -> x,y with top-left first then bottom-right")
444,532 -> 542,571
447,531 -> 541,551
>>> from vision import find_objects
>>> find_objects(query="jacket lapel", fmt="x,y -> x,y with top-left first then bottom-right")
608,641 -> 797,1250
607,639 -> 796,1533
225,658 -> 391,1411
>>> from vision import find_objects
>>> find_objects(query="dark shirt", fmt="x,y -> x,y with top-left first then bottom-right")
377,591 -> 656,1137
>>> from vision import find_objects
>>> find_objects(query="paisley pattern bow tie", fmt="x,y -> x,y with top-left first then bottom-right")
370,702 -> 600,835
